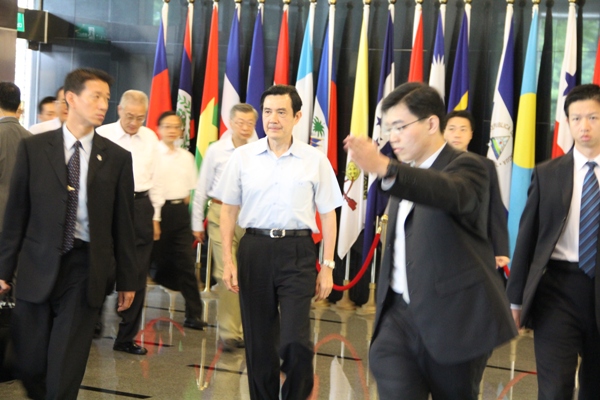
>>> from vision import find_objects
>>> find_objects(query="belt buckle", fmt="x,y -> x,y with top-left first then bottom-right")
172,200 -> 183,205
269,229 -> 286,239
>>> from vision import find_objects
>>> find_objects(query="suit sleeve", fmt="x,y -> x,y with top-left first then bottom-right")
381,153 -> 488,217
113,152 -> 142,291
487,163 -> 509,256
506,168 -> 541,305
0,140 -> 30,282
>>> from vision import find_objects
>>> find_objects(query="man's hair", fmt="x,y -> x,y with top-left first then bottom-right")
55,86 -> 64,98
63,68 -> 113,96
443,110 -> 475,132
0,82 -> 21,112
260,85 -> 303,115
381,82 -> 445,128
230,103 -> 258,120
157,110 -> 181,127
564,84 -> 600,118
119,90 -> 149,109
38,96 -> 56,114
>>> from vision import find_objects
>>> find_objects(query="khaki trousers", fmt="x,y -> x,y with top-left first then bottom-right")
207,202 -> 245,341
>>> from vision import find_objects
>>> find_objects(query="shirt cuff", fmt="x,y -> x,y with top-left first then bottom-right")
381,177 -> 396,191
510,304 -> 522,310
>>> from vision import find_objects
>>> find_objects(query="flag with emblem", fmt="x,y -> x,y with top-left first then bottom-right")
293,1 -> 315,144
176,1 -> 194,150
147,1 -> 171,135
429,3 -> 446,100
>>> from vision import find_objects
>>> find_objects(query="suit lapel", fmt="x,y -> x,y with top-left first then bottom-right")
88,132 -> 107,188
556,153 -> 574,214
45,129 -> 67,189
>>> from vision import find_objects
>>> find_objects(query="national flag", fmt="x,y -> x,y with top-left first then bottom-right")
338,2 -> 369,260
195,2 -> 219,171
594,38 -> 600,85
507,4 -> 539,260
293,1 -> 315,144
408,0 -> 423,82
311,4 -> 338,173
147,2 -> 171,135
551,1 -> 577,158
487,1 -> 515,211
220,3 -> 241,138
274,4 -> 290,85
247,3 -> 265,138
176,2 -> 194,150
429,2 -> 446,100
447,4 -> 470,112
363,4 -> 394,264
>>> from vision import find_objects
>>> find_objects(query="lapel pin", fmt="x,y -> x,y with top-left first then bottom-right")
97,154 -> 102,161
67,185 -> 75,192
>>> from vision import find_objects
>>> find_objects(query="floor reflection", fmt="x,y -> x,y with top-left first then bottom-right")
0,284 -> 542,399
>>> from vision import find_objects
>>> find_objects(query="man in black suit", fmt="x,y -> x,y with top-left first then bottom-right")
443,110 -> 510,278
345,82 -> 516,399
507,84 -> 600,399
0,68 -> 141,400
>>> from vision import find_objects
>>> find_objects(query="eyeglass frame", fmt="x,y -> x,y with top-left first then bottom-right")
383,116 -> 428,137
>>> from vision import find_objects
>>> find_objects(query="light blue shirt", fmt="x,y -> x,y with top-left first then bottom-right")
62,125 -> 93,242
216,137 -> 342,232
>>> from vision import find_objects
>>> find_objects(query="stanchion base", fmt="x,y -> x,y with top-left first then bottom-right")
200,290 -> 218,299
356,282 -> 377,315
312,299 -> 330,309
334,282 -> 356,310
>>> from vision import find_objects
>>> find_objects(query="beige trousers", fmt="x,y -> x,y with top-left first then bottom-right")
207,202 -> 245,341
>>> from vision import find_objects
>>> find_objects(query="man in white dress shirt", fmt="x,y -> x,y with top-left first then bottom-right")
218,85 -> 342,400
192,103 -> 257,351
97,90 -> 164,355
29,87 -> 67,134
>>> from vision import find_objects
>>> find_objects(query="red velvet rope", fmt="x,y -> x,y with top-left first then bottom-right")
316,232 -> 381,291
502,265 -> 510,278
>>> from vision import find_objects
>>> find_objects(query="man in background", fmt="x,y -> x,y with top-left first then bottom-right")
0,82 -> 31,234
98,90 -> 168,355
37,96 -> 57,123
443,109 -> 510,278
29,87 -> 67,134
192,103 -> 257,351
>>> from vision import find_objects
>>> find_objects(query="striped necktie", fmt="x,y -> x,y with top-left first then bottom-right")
579,161 -> 599,278
62,141 -> 81,254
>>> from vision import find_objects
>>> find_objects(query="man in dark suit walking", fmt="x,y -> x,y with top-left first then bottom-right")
345,82 -> 516,399
507,84 -> 600,399
0,68 -> 141,400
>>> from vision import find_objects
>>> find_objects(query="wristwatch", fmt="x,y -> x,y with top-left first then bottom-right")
322,260 -> 335,269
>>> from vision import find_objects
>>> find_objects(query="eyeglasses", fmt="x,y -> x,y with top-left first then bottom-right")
159,124 -> 184,131
54,99 -> 67,106
123,113 -> 145,124
384,117 -> 428,136
233,119 -> 256,128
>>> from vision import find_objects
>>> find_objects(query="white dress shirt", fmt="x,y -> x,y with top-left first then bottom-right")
551,147 -> 600,262
192,137 -> 237,232
62,124 -> 93,242
156,142 -> 196,201
96,121 -> 164,219
29,117 -> 61,135
216,137 -> 343,232
387,143 -> 446,304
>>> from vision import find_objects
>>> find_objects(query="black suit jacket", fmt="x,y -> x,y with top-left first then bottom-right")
0,128 -> 142,307
373,145 -> 517,364
506,152 -> 600,332
482,157 -> 509,257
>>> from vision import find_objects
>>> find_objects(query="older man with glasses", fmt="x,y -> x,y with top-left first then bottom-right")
97,90 -> 167,354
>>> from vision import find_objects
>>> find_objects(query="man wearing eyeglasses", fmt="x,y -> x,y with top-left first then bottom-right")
29,87 -> 68,134
344,82 -> 516,399
97,90 -> 165,354
192,103 -> 257,352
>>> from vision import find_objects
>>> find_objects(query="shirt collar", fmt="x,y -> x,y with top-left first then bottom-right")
253,137 -> 301,158
63,124 -> 94,154
115,119 -> 137,140
413,142 -> 446,169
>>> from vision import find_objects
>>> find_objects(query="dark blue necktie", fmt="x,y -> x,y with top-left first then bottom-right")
579,161 -> 599,278
62,141 -> 81,254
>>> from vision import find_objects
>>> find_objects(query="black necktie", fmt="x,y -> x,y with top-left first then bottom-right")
62,141 -> 81,254
579,161 -> 599,278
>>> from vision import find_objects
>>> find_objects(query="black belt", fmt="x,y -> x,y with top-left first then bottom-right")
73,239 -> 89,249
134,190 -> 149,199
547,259 -> 580,273
246,228 -> 312,239
165,199 -> 185,205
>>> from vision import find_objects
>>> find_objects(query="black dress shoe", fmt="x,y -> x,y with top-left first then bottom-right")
113,341 -> 148,355
93,322 -> 103,339
183,318 -> 207,331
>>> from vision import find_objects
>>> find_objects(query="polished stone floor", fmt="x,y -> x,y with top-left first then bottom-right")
1,283 -> 547,399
